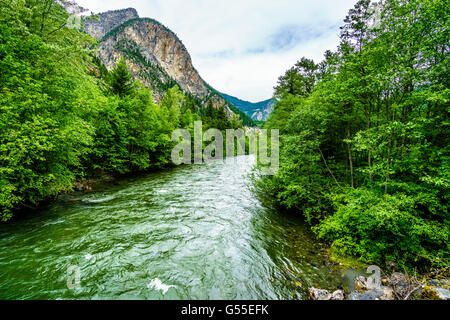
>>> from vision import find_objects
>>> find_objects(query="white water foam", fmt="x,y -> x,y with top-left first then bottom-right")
147,278 -> 176,294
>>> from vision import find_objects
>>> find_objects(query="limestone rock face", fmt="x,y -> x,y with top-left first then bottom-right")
84,8 -> 139,41
83,9 -> 234,116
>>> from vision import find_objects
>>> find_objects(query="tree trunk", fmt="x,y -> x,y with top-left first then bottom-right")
347,125 -> 354,188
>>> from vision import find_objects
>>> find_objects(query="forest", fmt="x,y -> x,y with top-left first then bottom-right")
0,0 -> 239,222
255,0 -> 449,271
0,0 -> 448,275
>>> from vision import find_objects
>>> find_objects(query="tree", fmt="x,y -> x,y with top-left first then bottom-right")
107,57 -> 135,97
274,57 -> 319,99
256,0 -> 449,270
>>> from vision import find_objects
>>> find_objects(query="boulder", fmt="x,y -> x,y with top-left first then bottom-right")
348,290 -> 381,300
388,272 -> 421,299
355,275 -> 380,292
308,288 -> 347,300
355,276 -> 370,292
378,286 -> 395,300
389,272 -> 409,286
309,288 -> 332,300
331,290 -> 345,300
421,286 -> 450,300
348,287 -> 395,300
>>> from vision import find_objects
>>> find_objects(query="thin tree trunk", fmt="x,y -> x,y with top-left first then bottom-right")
347,125 -> 354,188
318,147 -> 341,188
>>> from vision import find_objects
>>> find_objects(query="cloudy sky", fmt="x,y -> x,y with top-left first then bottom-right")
77,0 -> 357,102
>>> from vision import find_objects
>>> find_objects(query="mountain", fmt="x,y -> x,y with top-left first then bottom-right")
83,8 -> 255,126
220,93 -> 274,121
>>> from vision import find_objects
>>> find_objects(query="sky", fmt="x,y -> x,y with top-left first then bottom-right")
76,0 -> 358,102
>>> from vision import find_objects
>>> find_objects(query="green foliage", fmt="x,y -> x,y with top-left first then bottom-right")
102,17 -> 256,127
220,93 -> 274,122
114,38 -> 179,93
0,0 -> 224,221
315,189 -> 449,269
0,0 -> 96,220
274,57 -> 318,100
106,57 -> 135,97
256,0 -> 449,270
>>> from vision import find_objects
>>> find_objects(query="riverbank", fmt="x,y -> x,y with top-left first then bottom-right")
4,157 -> 447,300
0,155 -> 350,299
309,269 -> 450,300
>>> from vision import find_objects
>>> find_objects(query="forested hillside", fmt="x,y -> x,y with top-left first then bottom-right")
0,0 -> 240,221
84,9 -> 257,127
220,93 -> 274,121
255,0 -> 449,270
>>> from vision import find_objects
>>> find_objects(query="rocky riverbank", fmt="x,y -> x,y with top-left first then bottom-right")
309,270 -> 450,300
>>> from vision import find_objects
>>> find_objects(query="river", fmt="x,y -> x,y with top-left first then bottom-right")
0,155 -> 352,299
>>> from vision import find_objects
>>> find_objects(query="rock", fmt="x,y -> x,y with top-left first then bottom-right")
379,286 -> 395,300
85,9 -> 237,116
309,288 -> 332,300
348,291 -> 378,300
389,272 -> 409,286
355,276 -> 370,292
331,290 -> 345,300
434,288 -> 450,300
73,181 -> 93,192
426,279 -> 449,288
83,8 -> 140,41
422,285 -> 450,300
388,272 -> 412,299
348,286 -> 395,300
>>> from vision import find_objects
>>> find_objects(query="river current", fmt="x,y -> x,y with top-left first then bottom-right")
0,155 -> 349,299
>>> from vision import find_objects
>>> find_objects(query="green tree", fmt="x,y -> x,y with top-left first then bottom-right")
255,0 -> 449,270
107,56 -> 135,97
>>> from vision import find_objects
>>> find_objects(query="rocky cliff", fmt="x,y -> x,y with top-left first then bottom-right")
83,8 -> 251,122
84,8 -> 139,41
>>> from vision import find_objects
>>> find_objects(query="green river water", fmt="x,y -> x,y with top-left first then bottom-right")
0,155 -> 354,299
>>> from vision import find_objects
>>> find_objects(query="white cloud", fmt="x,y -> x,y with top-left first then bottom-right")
76,0 -> 357,102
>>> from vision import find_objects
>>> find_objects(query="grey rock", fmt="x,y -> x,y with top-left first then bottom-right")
434,288 -> 450,300
83,8 -> 236,116
355,276 -> 370,292
348,287 -> 395,300
331,290 -> 345,300
309,288 -> 332,300
83,8 -> 139,40
422,285 -> 450,300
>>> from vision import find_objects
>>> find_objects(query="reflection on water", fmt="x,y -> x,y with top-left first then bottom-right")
0,155 -> 348,299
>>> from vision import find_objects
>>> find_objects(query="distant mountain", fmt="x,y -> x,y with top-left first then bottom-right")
83,8 -> 255,126
220,93 -> 274,121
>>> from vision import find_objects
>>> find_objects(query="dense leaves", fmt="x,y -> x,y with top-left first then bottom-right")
0,0 -> 239,221
256,0 -> 449,270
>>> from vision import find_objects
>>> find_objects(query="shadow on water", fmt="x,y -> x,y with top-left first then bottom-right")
0,155 -> 354,300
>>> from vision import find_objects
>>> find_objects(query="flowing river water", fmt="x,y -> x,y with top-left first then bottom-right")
0,155 -> 356,299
